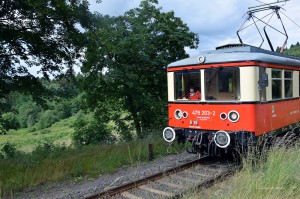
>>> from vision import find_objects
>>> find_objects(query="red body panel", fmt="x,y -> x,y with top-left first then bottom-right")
255,99 -> 300,135
168,98 -> 300,136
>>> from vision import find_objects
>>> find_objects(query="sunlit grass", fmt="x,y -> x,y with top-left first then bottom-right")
0,114 -> 184,196
0,116 -> 75,152
0,132 -> 184,197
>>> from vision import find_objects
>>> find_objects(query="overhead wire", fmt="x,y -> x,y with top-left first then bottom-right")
279,10 -> 300,29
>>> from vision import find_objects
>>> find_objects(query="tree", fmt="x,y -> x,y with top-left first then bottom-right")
285,42 -> 300,57
72,111 -> 114,145
0,0 -> 92,109
17,100 -> 41,128
36,110 -> 59,129
1,112 -> 19,130
82,0 -> 199,138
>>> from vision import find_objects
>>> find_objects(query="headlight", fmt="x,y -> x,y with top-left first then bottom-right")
220,112 -> 227,120
228,110 -> 239,122
163,127 -> 176,142
183,111 -> 188,118
214,130 -> 230,148
174,109 -> 183,120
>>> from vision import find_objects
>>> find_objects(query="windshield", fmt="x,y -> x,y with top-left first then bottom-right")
205,67 -> 240,101
175,70 -> 201,101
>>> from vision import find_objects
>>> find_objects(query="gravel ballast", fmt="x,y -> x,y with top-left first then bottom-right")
13,151 -> 197,199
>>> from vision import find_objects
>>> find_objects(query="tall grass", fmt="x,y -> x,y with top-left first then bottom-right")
225,143 -> 300,199
0,133 -> 184,197
198,141 -> 300,199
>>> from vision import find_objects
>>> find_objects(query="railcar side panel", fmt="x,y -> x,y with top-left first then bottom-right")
255,99 -> 300,135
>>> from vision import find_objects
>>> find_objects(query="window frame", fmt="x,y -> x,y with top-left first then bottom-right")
284,70 -> 293,98
271,69 -> 282,100
204,67 -> 240,101
174,69 -> 202,101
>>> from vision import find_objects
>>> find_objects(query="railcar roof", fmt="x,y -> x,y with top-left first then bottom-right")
168,44 -> 300,68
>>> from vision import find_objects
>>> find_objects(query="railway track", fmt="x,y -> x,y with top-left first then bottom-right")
84,156 -> 238,199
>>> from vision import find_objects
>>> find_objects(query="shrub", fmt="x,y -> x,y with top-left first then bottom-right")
26,114 -> 36,127
0,124 -> 7,135
70,95 -> 82,115
32,141 -> 55,156
30,141 -> 69,160
1,112 -> 20,130
54,101 -> 72,119
17,101 -> 41,128
1,142 -> 18,158
72,122 -> 115,145
36,110 -> 59,129
28,127 -> 36,133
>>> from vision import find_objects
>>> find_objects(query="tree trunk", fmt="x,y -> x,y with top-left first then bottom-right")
126,94 -> 142,138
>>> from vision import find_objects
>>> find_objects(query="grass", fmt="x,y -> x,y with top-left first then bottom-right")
0,131 -> 184,197
0,116 -> 76,152
225,144 -> 300,199
186,141 -> 300,199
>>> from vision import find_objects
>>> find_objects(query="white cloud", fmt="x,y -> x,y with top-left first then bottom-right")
89,0 -> 300,53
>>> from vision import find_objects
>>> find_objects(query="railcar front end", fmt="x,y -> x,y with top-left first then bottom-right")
163,44 -> 300,157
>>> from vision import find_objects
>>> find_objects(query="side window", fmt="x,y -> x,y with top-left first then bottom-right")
205,67 -> 240,101
259,67 -> 267,101
174,70 -> 201,100
271,69 -> 282,100
284,70 -> 293,98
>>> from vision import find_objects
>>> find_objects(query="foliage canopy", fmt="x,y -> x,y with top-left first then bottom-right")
0,0 -> 91,102
82,0 -> 199,138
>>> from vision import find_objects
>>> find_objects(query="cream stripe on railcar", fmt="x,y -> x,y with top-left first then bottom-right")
266,68 -> 272,101
168,72 -> 175,102
201,70 -> 205,101
293,71 -> 299,97
240,67 -> 260,101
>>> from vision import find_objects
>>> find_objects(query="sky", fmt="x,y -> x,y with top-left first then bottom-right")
88,0 -> 300,56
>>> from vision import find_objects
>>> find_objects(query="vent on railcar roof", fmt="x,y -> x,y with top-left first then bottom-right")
216,44 -> 247,50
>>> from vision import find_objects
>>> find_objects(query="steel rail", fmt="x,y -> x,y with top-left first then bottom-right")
84,155 -> 211,199
173,166 -> 240,198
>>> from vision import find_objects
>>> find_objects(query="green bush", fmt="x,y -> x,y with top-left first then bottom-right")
1,142 -> 18,158
17,101 -> 41,128
54,101 -> 72,120
71,111 -> 114,145
70,94 -> 82,115
1,112 -> 20,130
36,110 -> 59,129
26,114 -> 36,127
0,125 -> 7,135
73,122 -> 115,145
31,142 -> 55,158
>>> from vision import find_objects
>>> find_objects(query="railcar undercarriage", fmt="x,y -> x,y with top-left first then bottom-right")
179,129 -> 256,157
163,123 -> 300,157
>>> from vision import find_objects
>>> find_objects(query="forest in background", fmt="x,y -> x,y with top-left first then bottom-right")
0,0 -> 198,149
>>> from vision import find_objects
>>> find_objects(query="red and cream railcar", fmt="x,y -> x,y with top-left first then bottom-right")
163,44 -> 300,156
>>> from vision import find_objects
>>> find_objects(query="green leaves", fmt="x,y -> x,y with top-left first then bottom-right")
83,0 -> 199,138
0,0 -> 92,107
285,42 -> 300,57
